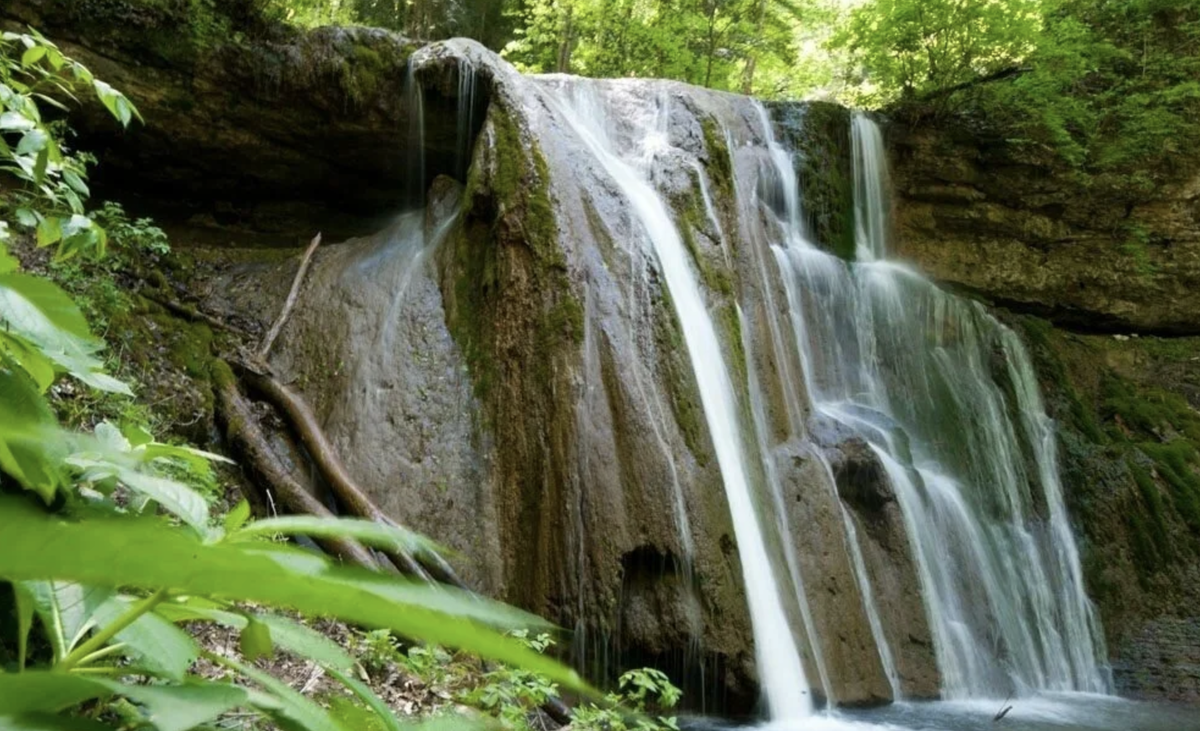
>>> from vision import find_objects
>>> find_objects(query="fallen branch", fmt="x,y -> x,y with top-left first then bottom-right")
211,360 -> 379,569
219,360 -> 572,722
258,233 -> 322,361
142,291 -> 245,334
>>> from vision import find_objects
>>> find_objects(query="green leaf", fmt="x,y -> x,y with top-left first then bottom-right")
0,674 -> 248,731
223,499 -> 252,533
65,454 -> 211,533
0,673 -> 110,714
0,110 -> 35,131
14,582 -> 35,670
0,713 -> 114,731
35,217 -> 61,247
21,46 -> 47,67
16,580 -> 112,660
16,128 -> 48,156
326,667 -> 405,731
210,653 -> 347,731
20,45 -> 46,67
235,516 -> 442,558
33,146 -> 49,185
0,498 -> 588,694
62,169 -> 89,197
15,207 -> 40,228
115,682 -> 247,731
92,594 -> 199,680
0,363 -> 65,500
239,615 -> 274,662
2,331 -> 58,391
0,272 -> 131,394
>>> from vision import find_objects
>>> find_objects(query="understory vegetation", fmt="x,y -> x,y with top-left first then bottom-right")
0,28 -> 682,731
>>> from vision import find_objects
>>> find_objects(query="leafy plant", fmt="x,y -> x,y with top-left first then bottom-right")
572,669 -> 682,731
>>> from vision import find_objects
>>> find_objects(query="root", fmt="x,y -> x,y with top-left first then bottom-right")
211,360 -> 379,569
235,363 -> 466,585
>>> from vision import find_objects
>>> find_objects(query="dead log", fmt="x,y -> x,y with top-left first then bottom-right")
211,359 -> 380,569
258,233 -> 322,361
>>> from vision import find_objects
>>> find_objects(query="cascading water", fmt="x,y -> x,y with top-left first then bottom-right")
547,81 -> 815,721
761,110 -> 1109,699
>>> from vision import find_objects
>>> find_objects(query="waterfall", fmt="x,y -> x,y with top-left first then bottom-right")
549,81 -> 815,721
764,110 -> 1109,699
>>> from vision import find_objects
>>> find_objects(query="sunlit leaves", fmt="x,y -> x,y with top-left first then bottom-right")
0,272 -> 130,394
0,497 -> 587,692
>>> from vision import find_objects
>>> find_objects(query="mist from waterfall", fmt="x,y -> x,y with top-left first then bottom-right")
760,111 -> 1109,699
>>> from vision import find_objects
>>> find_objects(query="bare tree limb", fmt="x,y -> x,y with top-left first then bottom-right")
258,233 -> 322,361
236,363 -> 441,582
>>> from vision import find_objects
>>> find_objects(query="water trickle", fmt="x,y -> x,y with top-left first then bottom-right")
455,59 -> 478,180
550,81 -> 814,721
850,114 -> 890,262
401,60 -> 426,208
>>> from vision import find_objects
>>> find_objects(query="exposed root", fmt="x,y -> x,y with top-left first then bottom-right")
142,291 -> 246,334
211,360 -> 380,569
235,363 -> 460,584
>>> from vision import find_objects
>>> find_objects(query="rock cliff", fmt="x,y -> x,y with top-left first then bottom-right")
890,120 -> 1200,335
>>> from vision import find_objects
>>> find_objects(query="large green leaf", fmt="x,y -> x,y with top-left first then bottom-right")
235,516 -> 443,558
0,362 -> 64,500
115,682 -> 247,731
66,423 -> 212,532
93,594 -> 199,680
16,580 -> 112,661
0,498 -> 587,694
0,273 -> 129,394
0,713 -> 113,731
0,673 -> 109,714
0,673 -> 247,731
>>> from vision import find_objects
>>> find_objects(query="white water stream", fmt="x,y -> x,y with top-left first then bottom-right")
549,82 -> 815,720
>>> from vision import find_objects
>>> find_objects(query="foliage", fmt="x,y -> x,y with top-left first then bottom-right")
461,632 -> 681,731
951,0 -> 1200,179
0,30 -> 589,731
830,0 -> 1040,104
501,0 -> 818,94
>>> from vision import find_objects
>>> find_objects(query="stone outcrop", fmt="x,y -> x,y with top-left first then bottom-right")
1,0 -> 472,240
890,122 -> 1200,334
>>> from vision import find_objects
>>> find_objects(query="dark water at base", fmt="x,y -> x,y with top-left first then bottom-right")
684,694 -> 1199,731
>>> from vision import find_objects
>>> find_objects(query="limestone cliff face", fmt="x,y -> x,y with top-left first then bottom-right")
890,122 -> 1200,335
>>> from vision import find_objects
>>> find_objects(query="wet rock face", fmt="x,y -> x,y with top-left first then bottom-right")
889,123 -> 1200,335
806,421 -> 940,699
1113,617 -> 1200,703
